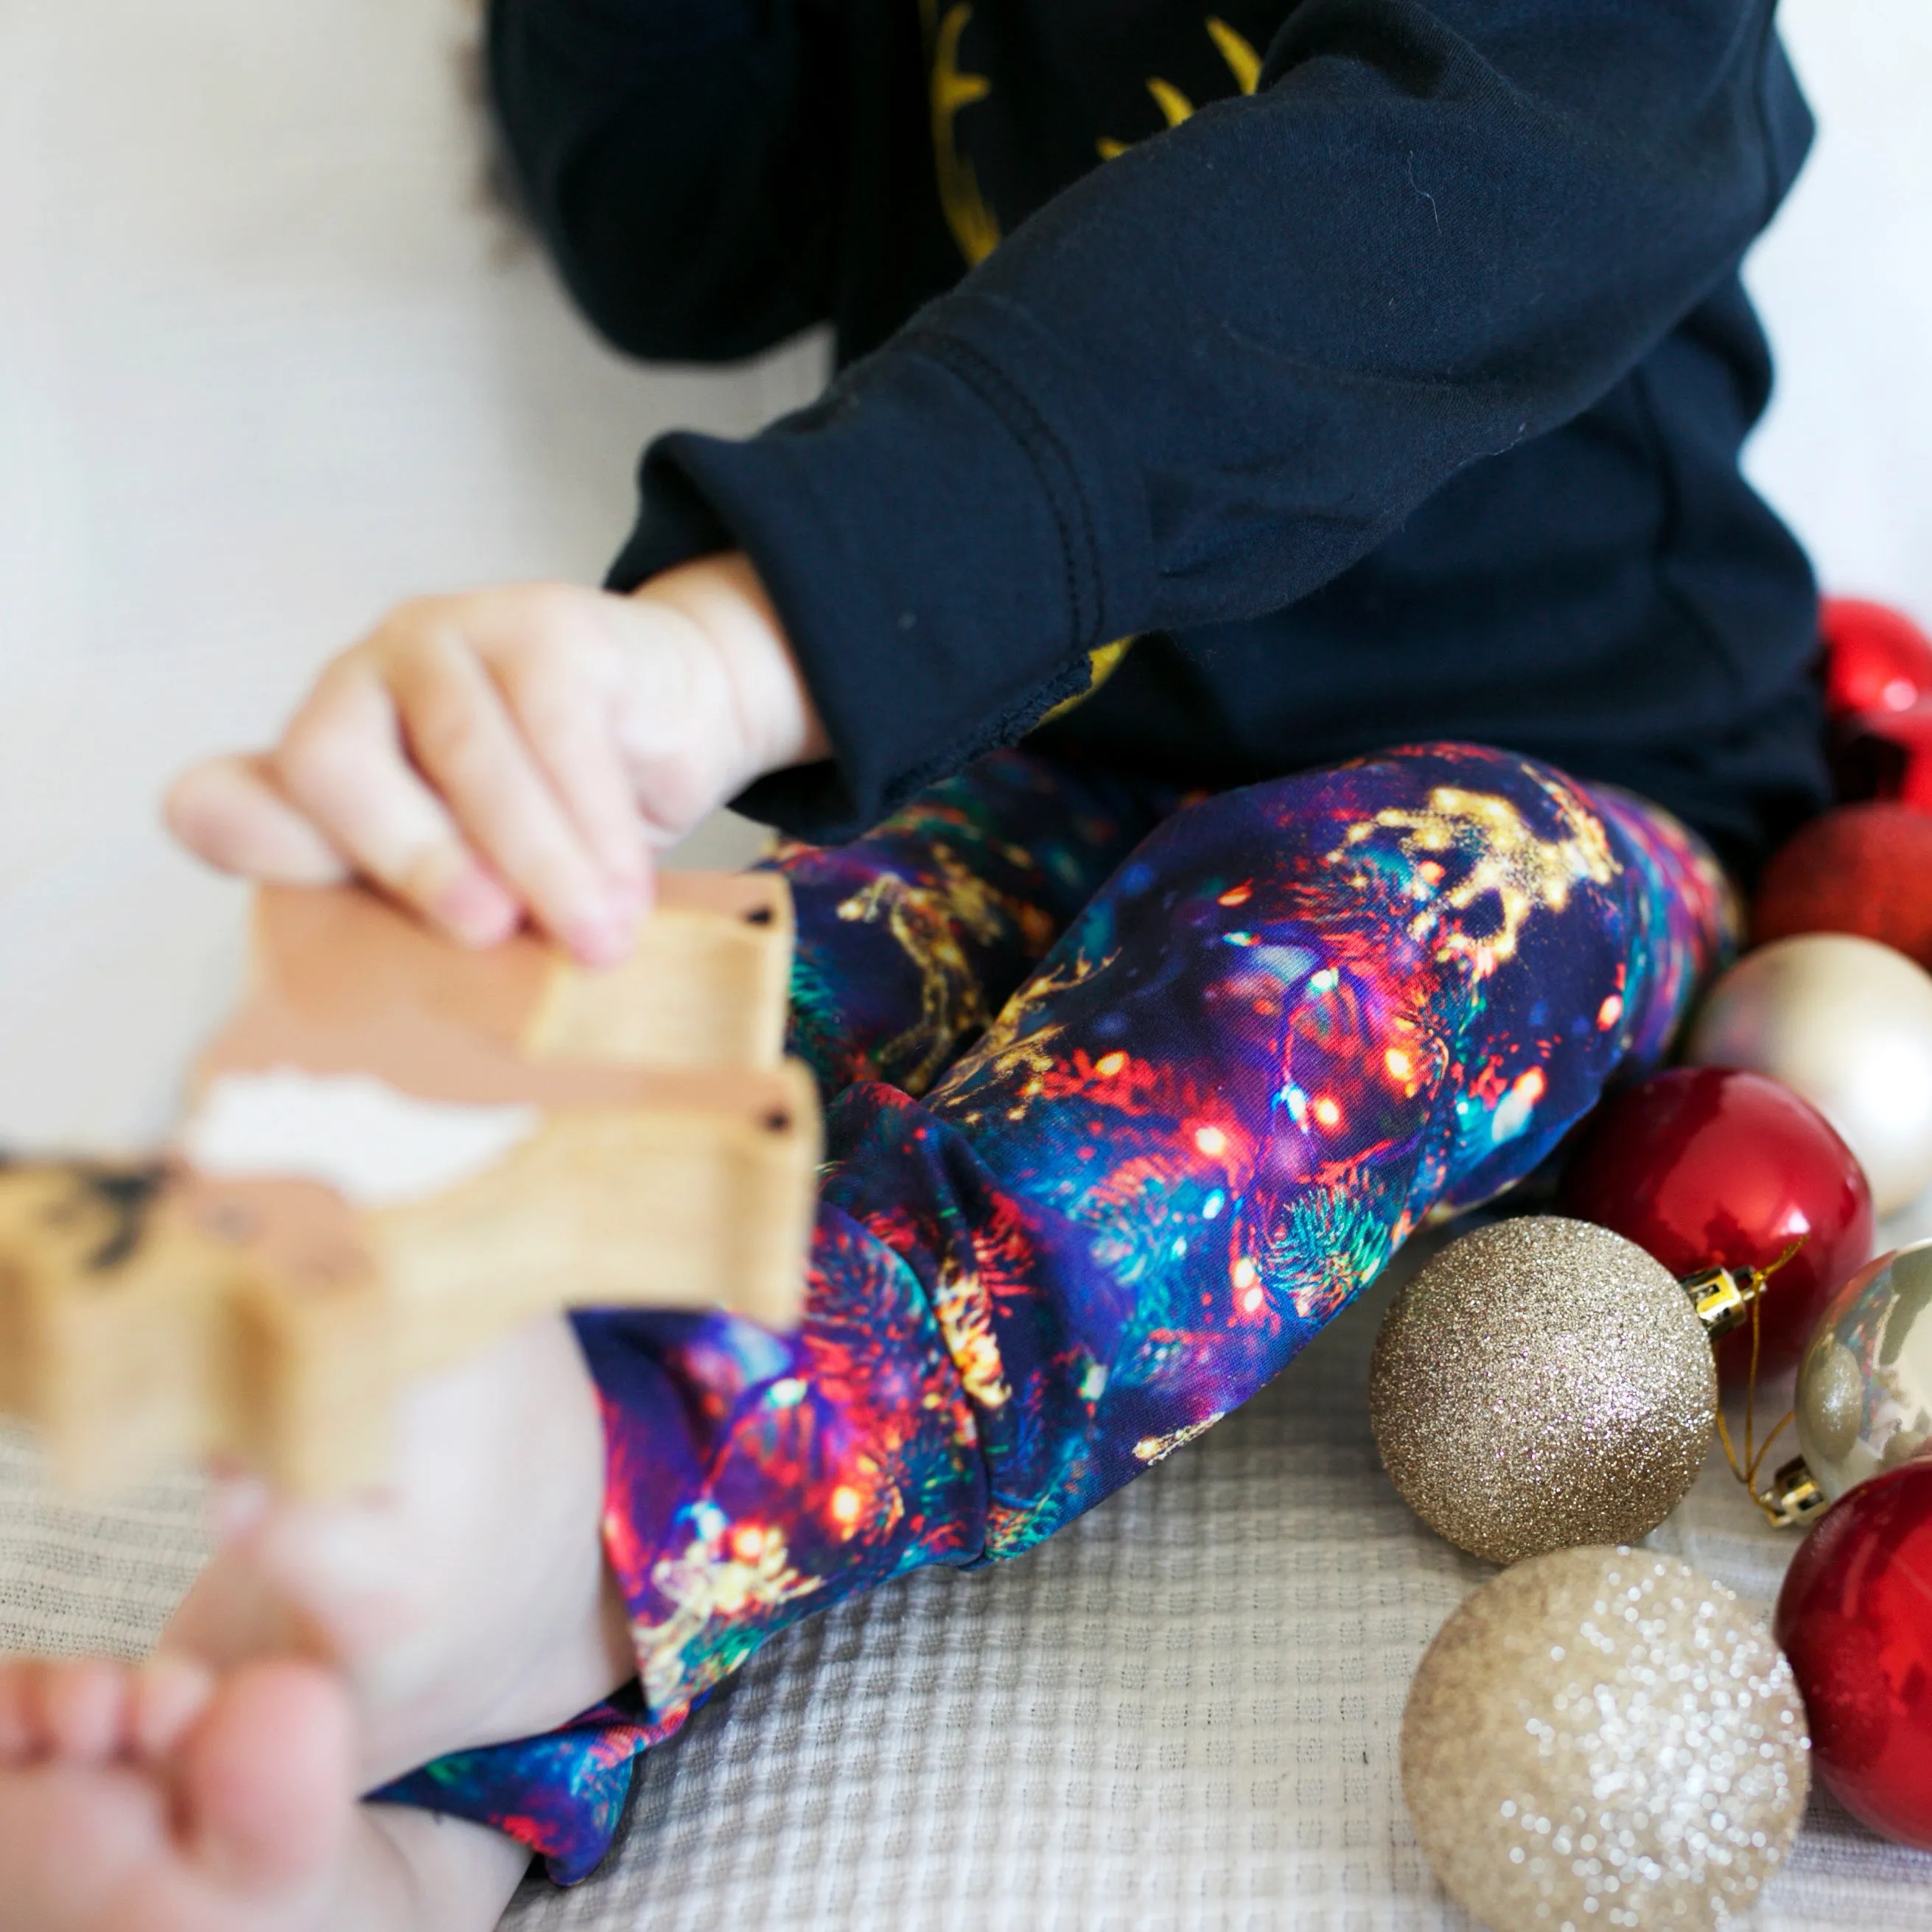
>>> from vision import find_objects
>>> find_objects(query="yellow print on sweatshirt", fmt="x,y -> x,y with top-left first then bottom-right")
920,1 -> 1002,266
918,7 -> 1264,267
1097,18 -> 1261,161
914,9 -> 1263,718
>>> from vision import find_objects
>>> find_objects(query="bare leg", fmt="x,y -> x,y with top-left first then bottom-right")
0,1315 -> 631,1932
0,751 -> 1163,1925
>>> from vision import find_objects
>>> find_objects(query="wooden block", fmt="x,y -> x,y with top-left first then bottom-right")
0,876 -> 819,1497
237,871 -> 792,1076
525,872 -> 794,1070
376,1063 -> 822,1369
0,1165 -> 239,1491
193,1177 -> 394,1497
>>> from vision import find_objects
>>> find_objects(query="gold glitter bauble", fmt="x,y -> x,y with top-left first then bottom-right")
1370,1217 -> 1715,1564
1401,1547 -> 1810,1932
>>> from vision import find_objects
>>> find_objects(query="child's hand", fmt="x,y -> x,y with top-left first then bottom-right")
165,553 -> 825,965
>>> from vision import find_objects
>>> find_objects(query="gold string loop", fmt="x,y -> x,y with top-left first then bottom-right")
1699,1238 -> 1818,1527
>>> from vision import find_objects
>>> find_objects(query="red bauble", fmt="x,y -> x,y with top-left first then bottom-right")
1821,597 -> 1932,721
1558,1067 -> 1874,1383
1752,804 -> 1932,970
1775,1460 -> 1932,1849
1833,699 -> 1932,812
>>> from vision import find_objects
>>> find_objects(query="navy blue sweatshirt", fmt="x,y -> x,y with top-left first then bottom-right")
487,0 -> 1830,874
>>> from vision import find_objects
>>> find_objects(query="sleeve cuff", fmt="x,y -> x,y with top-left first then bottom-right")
606,295 -> 1149,843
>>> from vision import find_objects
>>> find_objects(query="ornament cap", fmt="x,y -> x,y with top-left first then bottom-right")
1762,1455 -> 1827,1529
1681,1262 -> 1759,1337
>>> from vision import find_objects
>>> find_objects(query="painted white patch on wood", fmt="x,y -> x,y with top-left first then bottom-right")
178,1069 -> 541,1206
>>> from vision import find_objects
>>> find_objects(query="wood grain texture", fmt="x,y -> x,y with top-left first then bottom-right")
0,878 -> 817,1495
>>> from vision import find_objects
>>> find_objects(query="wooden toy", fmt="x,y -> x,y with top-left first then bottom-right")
0,875 -> 819,1497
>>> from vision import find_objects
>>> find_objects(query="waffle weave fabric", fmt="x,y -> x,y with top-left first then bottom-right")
379,741 -> 1729,1881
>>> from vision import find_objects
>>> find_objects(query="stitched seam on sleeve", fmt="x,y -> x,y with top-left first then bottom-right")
897,328 -> 1105,655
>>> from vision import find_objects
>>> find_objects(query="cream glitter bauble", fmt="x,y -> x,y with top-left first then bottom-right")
1684,933 -> 1932,1217
1370,1217 -> 1715,1564
1402,1547 -> 1810,1932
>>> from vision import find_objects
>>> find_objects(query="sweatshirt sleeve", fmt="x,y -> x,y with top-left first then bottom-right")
485,0 -> 846,361
603,0 -> 1813,840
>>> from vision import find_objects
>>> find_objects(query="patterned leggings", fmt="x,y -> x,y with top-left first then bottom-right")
377,742 -> 1732,1881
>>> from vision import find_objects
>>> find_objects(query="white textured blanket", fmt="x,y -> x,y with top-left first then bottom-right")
5,1264 -> 1931,1929
2,1 -> 1930,1924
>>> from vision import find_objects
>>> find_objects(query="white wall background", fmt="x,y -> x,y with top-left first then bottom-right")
1744,2 -> 1932,612
0,0 -> 1924,1147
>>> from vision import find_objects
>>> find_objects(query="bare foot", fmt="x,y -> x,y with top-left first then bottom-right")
0,1316 -> 636,1931
0,1655 -> 346,1932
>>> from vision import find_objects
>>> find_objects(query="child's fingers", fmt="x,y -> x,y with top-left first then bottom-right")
163,756 -> 349,886
491,644 -> 654,909
389,638 -> 641,965
433,584 -> 657,902
273,663 -> 520,949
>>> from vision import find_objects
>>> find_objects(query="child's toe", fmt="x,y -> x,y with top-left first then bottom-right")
0,1660 -> 34,1760
130,1655 -> 214,1762
181,1660 -> 354,1892
39,1661 -> 130,1766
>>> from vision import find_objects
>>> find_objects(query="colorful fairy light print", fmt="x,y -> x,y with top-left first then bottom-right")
372,743 -> 1730,1882
372,1688 -> 670,1886
773,752 -> 1168,1102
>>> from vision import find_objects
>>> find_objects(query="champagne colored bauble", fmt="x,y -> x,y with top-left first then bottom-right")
1775,1460 -> 1932,1849
1684,934 -> 1932,1217
1751,805 -> 1932,971
1560,1067 -> 1873,1385
1370,1218 -> 1715,1565
1796,1237 -> 1932,1504
1404,1547 -> 1810,1932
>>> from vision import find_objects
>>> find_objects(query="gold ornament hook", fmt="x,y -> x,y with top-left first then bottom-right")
1688,1239 -> 1819,1527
